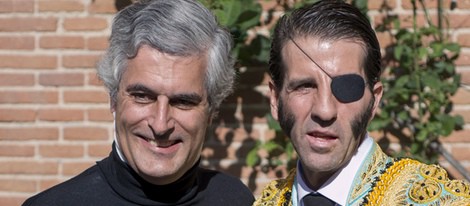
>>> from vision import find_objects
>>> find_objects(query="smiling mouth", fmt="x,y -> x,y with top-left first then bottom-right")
142,136 -> 182,148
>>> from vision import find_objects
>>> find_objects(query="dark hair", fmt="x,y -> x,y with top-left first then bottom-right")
270,0 -> 381,91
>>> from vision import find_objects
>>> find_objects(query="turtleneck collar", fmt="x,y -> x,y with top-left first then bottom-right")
97,142 -> 201,205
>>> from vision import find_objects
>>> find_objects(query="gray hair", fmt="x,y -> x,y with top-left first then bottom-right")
97,0 -> 235,114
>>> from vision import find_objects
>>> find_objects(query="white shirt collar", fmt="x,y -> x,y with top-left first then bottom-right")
113,119 -> 127,163
296,134 -> 374,206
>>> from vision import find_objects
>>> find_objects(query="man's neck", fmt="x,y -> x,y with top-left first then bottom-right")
299,163 -> 336,191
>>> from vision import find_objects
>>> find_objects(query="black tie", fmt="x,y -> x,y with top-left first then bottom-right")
302,193 -> 336,206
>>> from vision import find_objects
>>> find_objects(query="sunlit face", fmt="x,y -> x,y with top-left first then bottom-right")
269,37 -> 383,188
113,45 -> 210,185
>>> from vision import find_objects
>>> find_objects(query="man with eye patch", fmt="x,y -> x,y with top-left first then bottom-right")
22,0 -> 254,206
253,1 -> 470,206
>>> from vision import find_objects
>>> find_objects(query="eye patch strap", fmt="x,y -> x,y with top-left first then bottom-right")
289,37 -> 365,103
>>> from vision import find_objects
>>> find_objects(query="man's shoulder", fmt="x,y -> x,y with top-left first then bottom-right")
198,167 -> 246,187
197,167 -> 255,205
365,158 -> 470,206
253,169 -> 296,206
22,163 -> 110,206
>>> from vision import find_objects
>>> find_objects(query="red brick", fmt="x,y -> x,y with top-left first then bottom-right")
0,178 -> 36,192
0,0 -> 34,13
39,35 -> 85,49
368,0 -> 396,10
0,36 -> 34,50
0,91 -> 58,104
87,71 -> 104,86
0,127 -> 59,141
461,70 -> 470,85
0,55 -> 57,69
38,108 -> 84,121
449,14 -> 470,29
63,126 -> 109,141
457,33 -> 470,47
450,145 -> 470,161
39,72 -> 85,86
0,145 -> 34,157
89,0 -> 117,14
442,129 -> 470,143
0,73 -> 34,86
457,0 -> 470,9
87,36 -> 109,50
376,32 -> 394,49
373,13 -> 438,29
0,161 -> 58,175
39,144 -> 84,158
87,108 -> 112,122
451,88 -> 470,104
0,196 -> 28,206
62,54 -> 102,68
62,161 -> 95,176
0,108 -> 36,122
63,90 -> 109,103
63,17 -> 108,31
401,0 -> 441,9
0,17 -> 57,32
88,143 -> 112,157
457,51 -> 470,66
38,0 -> 85,12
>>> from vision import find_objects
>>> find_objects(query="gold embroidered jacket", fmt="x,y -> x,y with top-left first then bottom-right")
253,143 -> 470,206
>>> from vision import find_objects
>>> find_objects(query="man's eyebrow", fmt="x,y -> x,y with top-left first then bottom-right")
171,93 -> 203,103
126,83 -> 203,102
126,83 -> 153,93
286,77 -> 316,89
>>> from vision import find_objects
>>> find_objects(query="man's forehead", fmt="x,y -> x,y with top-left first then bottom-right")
283,38 -> 365,74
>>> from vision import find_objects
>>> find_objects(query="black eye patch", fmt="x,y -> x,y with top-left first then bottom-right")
289,37 -> 366,103
330,74 -> 365,103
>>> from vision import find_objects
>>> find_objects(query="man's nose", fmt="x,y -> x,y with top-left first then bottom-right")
311,86 -> 338,126
147,96 -> 175,136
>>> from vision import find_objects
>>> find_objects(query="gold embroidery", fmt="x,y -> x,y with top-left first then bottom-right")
409,178 -> 442,203
365,159 -> 420,205
348,143 -> 391,205
421,164 -> 448,183
445,179 -> 470,198
252,169 -> 295,206
254,142 -> 470,206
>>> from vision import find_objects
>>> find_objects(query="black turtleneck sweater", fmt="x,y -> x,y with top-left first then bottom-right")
22,144 -> 255,206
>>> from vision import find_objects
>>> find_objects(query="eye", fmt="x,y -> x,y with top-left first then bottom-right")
170,98 -> 198,110
130,92 -> 154,104
294,82 -> 316,93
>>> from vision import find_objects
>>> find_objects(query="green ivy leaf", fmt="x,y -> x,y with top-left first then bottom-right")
262,141 -> 281,152
445,42 -> 460,52
416,129 -> 429,142
246,147 -> 260,166
266,113 -> 281,131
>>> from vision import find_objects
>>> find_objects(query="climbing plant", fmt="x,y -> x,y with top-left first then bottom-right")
370,0 -> 463,164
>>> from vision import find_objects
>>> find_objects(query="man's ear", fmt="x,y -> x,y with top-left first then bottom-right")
371,81 -> 383,120
110,97 -> 116,113
269,81 -> 280,121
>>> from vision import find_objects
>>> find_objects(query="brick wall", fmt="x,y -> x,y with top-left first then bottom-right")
0,0 -> 469,205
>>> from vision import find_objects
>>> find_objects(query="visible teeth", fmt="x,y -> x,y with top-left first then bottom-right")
146,138 -> 175,148
157,140 -> 175,147
148,139 -> 157,147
